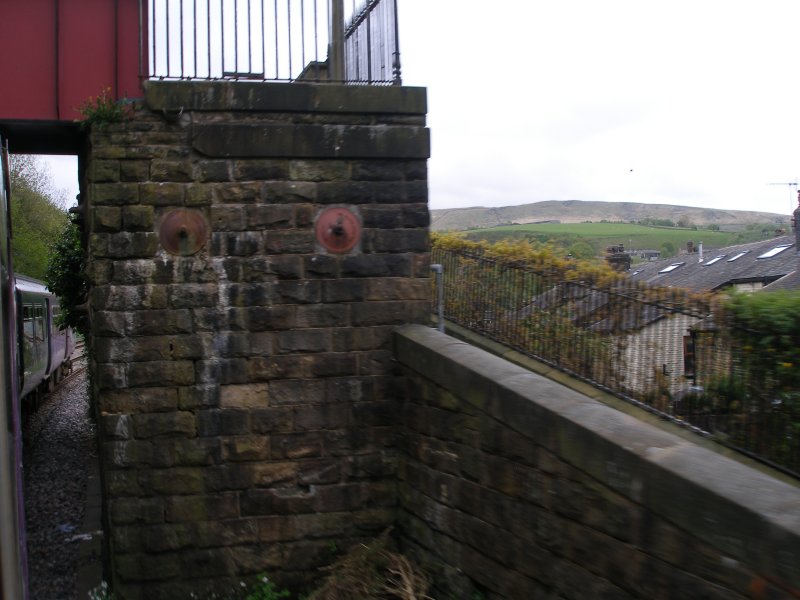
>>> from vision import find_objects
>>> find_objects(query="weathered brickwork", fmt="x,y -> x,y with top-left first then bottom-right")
84,80 -> 800,600
85,81 -> 429,599
394,325 -> 800,600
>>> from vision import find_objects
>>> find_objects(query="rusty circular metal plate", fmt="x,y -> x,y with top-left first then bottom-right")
315,206 -> 361,254
159,209 -> 209,256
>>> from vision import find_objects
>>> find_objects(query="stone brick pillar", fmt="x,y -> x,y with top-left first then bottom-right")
85,81 -> 429,599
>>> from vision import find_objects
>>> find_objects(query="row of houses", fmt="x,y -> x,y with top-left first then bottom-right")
511,226 -> 800,407
627,233 -> 799,292
435,213 -> 800,473
617,225 -> 799,398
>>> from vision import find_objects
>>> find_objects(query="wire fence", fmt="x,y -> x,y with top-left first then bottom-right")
432,245 -> 800,478
141,0 -> 401,84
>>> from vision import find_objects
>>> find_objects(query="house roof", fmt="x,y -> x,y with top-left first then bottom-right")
627,235 -> 800,292
516,281 -> 691,333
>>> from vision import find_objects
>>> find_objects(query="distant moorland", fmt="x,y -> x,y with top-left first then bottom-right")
431,200 -> 790,260
430,200 -> 788,232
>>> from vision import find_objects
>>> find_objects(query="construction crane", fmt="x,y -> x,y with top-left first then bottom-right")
768,181 -> 799,213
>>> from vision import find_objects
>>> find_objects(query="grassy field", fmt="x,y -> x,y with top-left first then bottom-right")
459,222 -> 771,258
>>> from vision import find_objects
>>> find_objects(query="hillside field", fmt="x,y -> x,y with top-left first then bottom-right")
430,200 -> 788,232
459,222 -> 771,258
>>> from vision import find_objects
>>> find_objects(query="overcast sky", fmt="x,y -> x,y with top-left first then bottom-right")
41,0 -> 800,217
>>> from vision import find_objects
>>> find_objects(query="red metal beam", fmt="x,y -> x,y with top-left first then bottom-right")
0,0 -> 143,124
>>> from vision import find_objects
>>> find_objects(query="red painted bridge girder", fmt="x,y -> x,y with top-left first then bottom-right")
0,0 -> 143,124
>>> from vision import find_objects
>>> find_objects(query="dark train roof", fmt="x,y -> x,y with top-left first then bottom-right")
627,235 -> 799,292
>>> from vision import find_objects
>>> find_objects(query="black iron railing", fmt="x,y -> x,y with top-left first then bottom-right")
432,245 -> 800,478
343,0 -> 401,85
141,0 -> 401,84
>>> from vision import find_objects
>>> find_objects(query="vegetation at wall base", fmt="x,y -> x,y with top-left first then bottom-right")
237,575 -> 290,600
89,533 -> 431,600
305,530 -> 432,600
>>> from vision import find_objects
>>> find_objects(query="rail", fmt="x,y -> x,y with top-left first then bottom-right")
432,245 -> 800,478
141,0 -> 401,84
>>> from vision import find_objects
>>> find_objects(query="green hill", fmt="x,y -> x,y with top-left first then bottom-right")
456,221 -> 782,260
431,200 -> 788,232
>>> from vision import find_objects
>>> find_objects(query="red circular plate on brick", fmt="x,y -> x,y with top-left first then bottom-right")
159,209 -> 209,256
315,206 -> 361,254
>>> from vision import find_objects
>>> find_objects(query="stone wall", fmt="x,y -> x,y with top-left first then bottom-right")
394,325 -> 800,600
85,81 -> 429,599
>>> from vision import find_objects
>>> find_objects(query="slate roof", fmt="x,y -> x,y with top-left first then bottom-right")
516,282 -> 677,333
627,235 -> 800,292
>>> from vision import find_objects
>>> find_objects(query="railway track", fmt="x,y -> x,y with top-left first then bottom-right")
62,339 -> 87,381
23,354 -> 94,600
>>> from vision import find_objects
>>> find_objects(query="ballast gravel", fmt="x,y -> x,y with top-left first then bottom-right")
23,358 -> 96,600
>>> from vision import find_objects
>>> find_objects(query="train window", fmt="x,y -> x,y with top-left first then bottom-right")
23,304 -> 34,341
34,305 -> 45,341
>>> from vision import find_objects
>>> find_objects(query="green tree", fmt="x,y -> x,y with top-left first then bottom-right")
45,220 -> 88,337
719,290 -> 800,470
568,240 -> 596,260
660,241 -> 676,257
9,155 -> 69,279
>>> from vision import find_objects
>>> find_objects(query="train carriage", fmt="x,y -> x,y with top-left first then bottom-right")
0,135 -> 27,599
16,275 -> 75,404
0,136 -> 77,599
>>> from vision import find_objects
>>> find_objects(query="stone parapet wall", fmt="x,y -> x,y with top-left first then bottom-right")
85,81 -> 429,599
394,325 -> 800,600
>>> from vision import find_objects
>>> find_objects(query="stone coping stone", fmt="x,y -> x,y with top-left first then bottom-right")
144,80 -> 427,115
192,123 -> 430,159
394,324 -> 800,591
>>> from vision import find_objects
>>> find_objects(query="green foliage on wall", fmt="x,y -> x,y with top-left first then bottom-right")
432,232 -> 621,285
76,86 -> 131,129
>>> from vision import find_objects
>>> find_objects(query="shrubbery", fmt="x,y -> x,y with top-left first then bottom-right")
45,219 -> 88,337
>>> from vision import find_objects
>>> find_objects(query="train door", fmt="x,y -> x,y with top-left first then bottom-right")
44,298 -> 53,377
0,136 -> 28,598
18,294 -> 47,399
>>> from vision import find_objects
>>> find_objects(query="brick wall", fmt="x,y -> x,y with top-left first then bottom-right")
85,81 -> 429,599
395,325 -> 800,600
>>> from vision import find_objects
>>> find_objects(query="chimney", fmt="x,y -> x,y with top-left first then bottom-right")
687,240 -> 694,254
698,241 -> 703,263
605,244 -> 630,271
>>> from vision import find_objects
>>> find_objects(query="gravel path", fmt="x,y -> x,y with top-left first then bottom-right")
24,357 -> 96,600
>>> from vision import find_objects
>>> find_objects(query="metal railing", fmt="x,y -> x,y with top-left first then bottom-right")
141,0 -> 401,84
432,245 -> 800,478
343,0 -> 401,85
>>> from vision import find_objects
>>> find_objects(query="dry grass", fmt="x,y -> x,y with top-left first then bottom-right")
306,530 -> 432,600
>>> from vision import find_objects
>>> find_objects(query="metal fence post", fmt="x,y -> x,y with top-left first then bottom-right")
329,0 -> 345,81
431,264 -> 444,332
392,0 -> 402,85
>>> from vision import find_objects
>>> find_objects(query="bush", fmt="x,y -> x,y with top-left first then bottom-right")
45,220 -> 88,337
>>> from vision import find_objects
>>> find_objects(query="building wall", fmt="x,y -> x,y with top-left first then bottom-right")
84,81 -> 430,599
395,324 -> 800,600
621,313 -> 700,402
